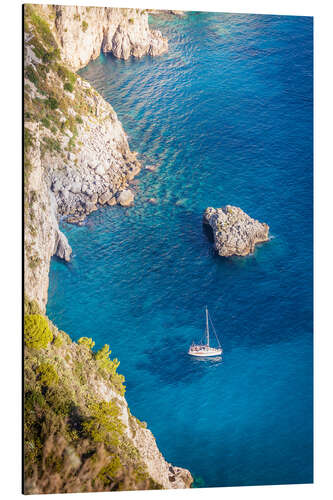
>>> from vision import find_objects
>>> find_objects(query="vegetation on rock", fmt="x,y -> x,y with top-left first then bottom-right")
24,314 -> 53,349
36,362 -> 59,387
78,336 -> 95,349
24,310 -> 162,493
95,344 -> 126,395
83,400 -> 124,445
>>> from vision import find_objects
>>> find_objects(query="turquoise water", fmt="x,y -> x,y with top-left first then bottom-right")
47,12 -> 313,487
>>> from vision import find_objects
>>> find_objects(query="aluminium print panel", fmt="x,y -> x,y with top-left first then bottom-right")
23,3 -> 313,494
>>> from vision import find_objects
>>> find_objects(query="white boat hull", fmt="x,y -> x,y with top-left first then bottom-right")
188,347 -> 222,357
189,307 -> 223,357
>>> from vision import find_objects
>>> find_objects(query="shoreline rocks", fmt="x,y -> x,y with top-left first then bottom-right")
203,205 -> 269,257
117,189 -> 134,207
24,5 -> 156,309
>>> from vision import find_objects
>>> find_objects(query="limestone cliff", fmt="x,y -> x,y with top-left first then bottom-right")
24,4 -> 192,492
41,4 -> 168,71
24,4 -> 150,310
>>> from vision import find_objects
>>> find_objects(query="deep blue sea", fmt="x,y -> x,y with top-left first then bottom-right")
47,12 -> 313,487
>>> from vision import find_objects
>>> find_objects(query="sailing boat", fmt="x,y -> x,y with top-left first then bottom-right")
188,306 -> 223,357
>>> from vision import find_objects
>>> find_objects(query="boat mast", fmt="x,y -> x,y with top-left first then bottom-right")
206,306 -> 209,346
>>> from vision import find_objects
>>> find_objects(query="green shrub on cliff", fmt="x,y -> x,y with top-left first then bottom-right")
95,344 -> 113,369
46,96 -> 59,110
37,362 -> 59,387
95,345 -> 120,374
53,335 -> 63,348
78,337 -> 95,349
57,65 -> 76,86
95,345 -> 126,396
64,82 -> 74,93
82,20 -> 88,32
97,456 -> 122,485
26,65 -> 38,85
83,400 -> 124,445
26,5 -> 57,49
24,314 -> 53,349
23,311 -> 161,493
24,128 -> 35,153
41,117 -> 50,128
41,136 -> 61,156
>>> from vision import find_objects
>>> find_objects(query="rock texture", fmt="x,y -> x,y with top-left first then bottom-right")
131,424 -> 192,489
204,205 -> 269,257
42,5 -> 168,71
86,361 -> 192,489
117,189 -> 134,207
49,79 -> 141,221
24,121 -> 72,308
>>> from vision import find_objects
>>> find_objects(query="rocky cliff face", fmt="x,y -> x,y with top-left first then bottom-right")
41,5 -> 168,71
24,4 -> 151,310
24,4 -> 168,310
24,119 -> 72,308
24,4 -> 191,491
204,205 -> 269,257
24,316 -> 192,493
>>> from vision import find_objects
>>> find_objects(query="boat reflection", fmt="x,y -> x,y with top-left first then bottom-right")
191,355 -> 222,363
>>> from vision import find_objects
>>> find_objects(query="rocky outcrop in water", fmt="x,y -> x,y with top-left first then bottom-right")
204,205 -> 269,257
117,189 -> 135,207
42,5 -> 168,71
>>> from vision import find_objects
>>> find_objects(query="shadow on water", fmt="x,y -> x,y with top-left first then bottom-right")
51,255 -> 72,267
202,221 -> 214,243
138,331 -> 223,385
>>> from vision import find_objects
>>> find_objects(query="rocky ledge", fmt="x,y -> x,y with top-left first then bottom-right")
47,5 -> 168,71
203,205 -> 269,257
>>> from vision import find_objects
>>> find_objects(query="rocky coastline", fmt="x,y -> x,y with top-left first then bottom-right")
24,4 -> 192,492
24,4 -> 168,311
204,205 -> 269,257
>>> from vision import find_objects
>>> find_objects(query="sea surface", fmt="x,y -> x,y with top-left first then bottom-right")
47,12 -> 313,487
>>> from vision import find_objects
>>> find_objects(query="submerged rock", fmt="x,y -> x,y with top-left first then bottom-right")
145,164 -> 158,172
66,215 -> 86,225
203,205 -> 269,257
